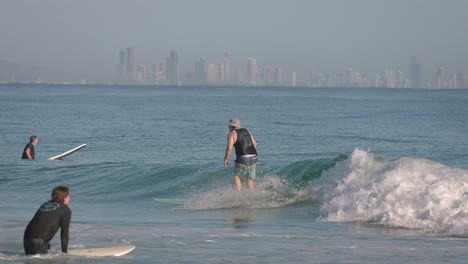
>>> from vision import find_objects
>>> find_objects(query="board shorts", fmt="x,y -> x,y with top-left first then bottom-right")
24,238 -> 49,255
234,155 -> 257,180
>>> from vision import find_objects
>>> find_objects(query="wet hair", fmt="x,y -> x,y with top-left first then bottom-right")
30,135 -> 37,143
51,186 -> 70,203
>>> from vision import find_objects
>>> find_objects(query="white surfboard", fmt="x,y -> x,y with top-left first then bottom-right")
68,245 -> 135,257
48,144 -> 87,160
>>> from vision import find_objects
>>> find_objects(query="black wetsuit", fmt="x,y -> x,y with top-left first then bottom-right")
21,143 -> 35,160
23,201 -> 72,255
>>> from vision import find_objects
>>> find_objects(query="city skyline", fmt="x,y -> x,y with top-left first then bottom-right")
1,0 -> 467,82
113,47 -> 466,89
2,46 -> 467,89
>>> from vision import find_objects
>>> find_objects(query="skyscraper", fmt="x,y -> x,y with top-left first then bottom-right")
384,70 -> 395,88
455,72 -> 465,89
235,67 -> 243,84
264,66 -> 273,85
152,64 -> 159,84
218,62 -> 225,83
434,66 -> 445,88
410,56 -> 422,88
119,50 -> 127,81
247,58 -> 257,85
275,65 -> 283,85
194,57 -> 207,85
396,69 -> 404,88
346,69 -> 353,86
223,51 -> 231,83
207,64 -> 217,83
126,48 -> 135,81
167,50 -> 180,85
291,72 -> 297,87
374,73 -> 381,88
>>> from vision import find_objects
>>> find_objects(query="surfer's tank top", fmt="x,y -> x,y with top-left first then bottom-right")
234,128 -> 257,157
22,143 -> 35,159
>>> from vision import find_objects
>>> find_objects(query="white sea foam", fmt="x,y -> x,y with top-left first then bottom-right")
0,252 -> 62,261
183,176 -> 307,210
319,149 -> 468,235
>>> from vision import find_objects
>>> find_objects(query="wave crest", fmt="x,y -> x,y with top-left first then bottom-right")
319,149 -> 468,235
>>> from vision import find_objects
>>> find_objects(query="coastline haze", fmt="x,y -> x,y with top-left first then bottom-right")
1,0 -> 467,82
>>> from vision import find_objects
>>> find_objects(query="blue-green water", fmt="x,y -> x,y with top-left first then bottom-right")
1,84 -> 467,263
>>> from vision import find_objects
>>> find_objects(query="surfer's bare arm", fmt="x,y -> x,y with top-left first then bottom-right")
250,134 -> 257,148
25,147 -> 32,160
224,131 -> 235,167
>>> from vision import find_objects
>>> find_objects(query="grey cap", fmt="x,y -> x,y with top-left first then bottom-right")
228,118 -> 241,128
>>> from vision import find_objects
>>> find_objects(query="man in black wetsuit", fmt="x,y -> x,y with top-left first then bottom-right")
224,118 -> 258,191
21,135 -> 38,160
24,186 -> 72,255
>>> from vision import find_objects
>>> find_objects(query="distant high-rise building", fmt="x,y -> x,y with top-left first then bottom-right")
352,72 -> 362,87
410,56 -> 422,88
455,72 -> 465,89
119,50 -> 127,80
346,69 -> 353,86
384,70 -> 395,88
264,66 -> 273,85
235,67 -> 243,84
126,48 -> 135,80
305,73 -> 312,87
157,63 -> 168,85
374,73 -> 381,88
167,50 -> 181,85
291,72 -> 297,87
117,48 -> 136,82
151,64 -> 159,84
223,51 -> 231,83
138,64 -> 146,82
247,58 -> 257,85
396,69 -> 404,88
335,72 -> 344,87
433,66 -> 445,89
324,73 -> 332,87
207,64 -> 217,83
361,74 -> 370,87
194,57 -> 207,84
275,65 -> 283,85
218,62 -> 225,82
165,58 -> 170,80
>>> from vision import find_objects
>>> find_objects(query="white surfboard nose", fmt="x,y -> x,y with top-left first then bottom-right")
68,245 -> 135,257
48,144 -> 87,160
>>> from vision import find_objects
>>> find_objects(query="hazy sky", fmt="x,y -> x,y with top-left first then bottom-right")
1,0 -> 467,79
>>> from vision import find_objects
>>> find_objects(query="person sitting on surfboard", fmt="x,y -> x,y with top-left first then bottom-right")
23,186 -> 72,255
224,118 -> 258,191
21,135 -> 38,160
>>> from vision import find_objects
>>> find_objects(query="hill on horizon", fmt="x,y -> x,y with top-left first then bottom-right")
0,60 -> 102,82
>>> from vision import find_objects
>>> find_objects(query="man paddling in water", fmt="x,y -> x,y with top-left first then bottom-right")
224,118 -> 258,191
24,186 -> 72,255
22,135 -> 38,160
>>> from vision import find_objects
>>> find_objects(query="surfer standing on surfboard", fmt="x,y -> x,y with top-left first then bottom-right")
21,135 -> 37,160
224,118 -> 258,191
23,186 -> 72,255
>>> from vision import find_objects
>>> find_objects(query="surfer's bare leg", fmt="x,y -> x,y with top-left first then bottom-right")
246,177 -> 254,190
234,174 -> 242,191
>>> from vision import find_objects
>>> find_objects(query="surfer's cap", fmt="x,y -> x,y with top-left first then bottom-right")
228,118 -> 241,128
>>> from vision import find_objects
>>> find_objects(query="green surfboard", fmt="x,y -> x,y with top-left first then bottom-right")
154,198 -> 189,205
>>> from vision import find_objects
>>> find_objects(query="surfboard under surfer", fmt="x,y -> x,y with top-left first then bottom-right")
224,118 -> 258,191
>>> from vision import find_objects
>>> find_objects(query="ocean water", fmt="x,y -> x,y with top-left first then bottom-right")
0,84 -> 467,263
